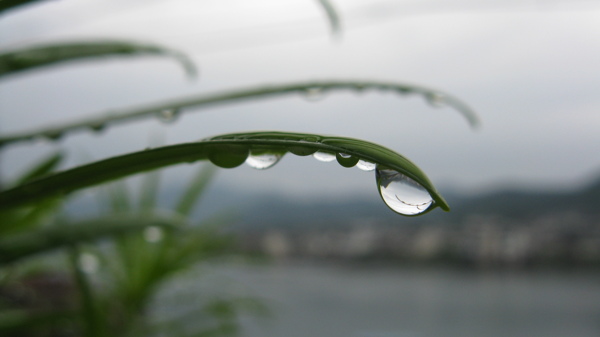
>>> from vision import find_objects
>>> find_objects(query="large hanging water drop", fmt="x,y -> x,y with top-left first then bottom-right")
313,151 -> 336,162
246,152 -> 282,170
376,168 -> 433,215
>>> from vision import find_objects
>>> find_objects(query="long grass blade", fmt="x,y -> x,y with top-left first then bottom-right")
0,131 -> 449,214
0,39 -> 197,79
0,214 -> 183,264
0,80 -> 479,148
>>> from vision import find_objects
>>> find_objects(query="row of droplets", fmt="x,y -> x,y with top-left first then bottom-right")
301,85 -> 447,108
32,84 -> 447,143
243,150 -> 434,216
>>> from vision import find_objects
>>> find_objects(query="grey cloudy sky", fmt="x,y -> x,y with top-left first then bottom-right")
1,0 -> 600,201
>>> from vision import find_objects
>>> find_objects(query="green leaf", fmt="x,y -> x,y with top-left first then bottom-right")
315,0 -> 341,36
0,214 -> 182,264
12,151 -> 63,186
0,80 -> 479,148
0,0 -> 46,14
175,165 -> 217,217
0,131 -> 450,216
0,39 -> 197,79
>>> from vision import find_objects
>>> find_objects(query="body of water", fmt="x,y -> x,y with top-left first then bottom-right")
163,261 -> 600,337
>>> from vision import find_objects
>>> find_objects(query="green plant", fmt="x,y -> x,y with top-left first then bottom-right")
0,1 -> 478,336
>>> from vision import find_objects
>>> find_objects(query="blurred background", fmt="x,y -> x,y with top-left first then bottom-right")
1,0 -> 600,336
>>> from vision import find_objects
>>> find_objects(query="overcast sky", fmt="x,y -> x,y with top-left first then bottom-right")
1,0 -> 600,202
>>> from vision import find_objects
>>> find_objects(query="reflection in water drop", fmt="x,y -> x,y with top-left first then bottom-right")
376,168 -> 433,215
313,151 -> 336,162
246,153 -> 282,170
425,92 -> 445,107
356,160 -> 376,171
302,87 -> 326,101
158,108 -> 180,123
144,226 -> 164,243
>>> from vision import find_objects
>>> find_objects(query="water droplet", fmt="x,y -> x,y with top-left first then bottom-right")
89,123 -> 106,133
289,146 -> 317,156
43,131 -> 63,141
425,92 -> 445,107
157,108 -> 180,123
208,144 -> 249,168
246,152 -> 282,170
302,87 -> 326,102
336,153 -> 359,168
313,151 -> 336,162
143,226 -> 164,243
356,160 -> 376,171
376,168 -> 433,215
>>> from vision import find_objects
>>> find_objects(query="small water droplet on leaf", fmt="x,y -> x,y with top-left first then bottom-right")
313,151 -> 336,162
302,87 -> 326,102
208,144 -> 249,168
356,160 -> 376,171
157,108 -> 180,123
425,92 -> 446,108
376,168 -> 433,215
336,153 -> 359,168
246,152 -> 283,170
90,123 -> 106,133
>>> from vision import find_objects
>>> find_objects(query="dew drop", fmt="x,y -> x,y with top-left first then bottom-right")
208,144 -> 249,168
313,151 -> 336,162
157,108 -> 180,123
143,226 -> 164,243
376,168 -> 433,215
356,160 -> 376,172
246,152 -> 282,170
302,87 -> 326,102
89,123 -> 106,133
425,92 -> 446,107
43,131 -> 63,141
336,153 -> 359,168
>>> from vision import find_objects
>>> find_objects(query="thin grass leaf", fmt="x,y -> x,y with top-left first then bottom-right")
13,151 -> 63,186
0,214 -> 183,264
0,131 -> 450,216
139,171 -> 161,212
0,39 -> 197,79
0,0 -> 45,14
315,0 -> 341,36
0,80 -> 479,148
175,165 -> 217,217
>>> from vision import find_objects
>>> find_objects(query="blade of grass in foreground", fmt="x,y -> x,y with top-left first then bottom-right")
0,131 -> 450,216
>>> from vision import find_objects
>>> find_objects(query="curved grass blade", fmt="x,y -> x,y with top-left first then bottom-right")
13,151 -> 63,186
0,214 -> 183,264
0,80 -> 479,148
315,0 -> 341,36
0,131 -> 449,215
0,39 -> 197,79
